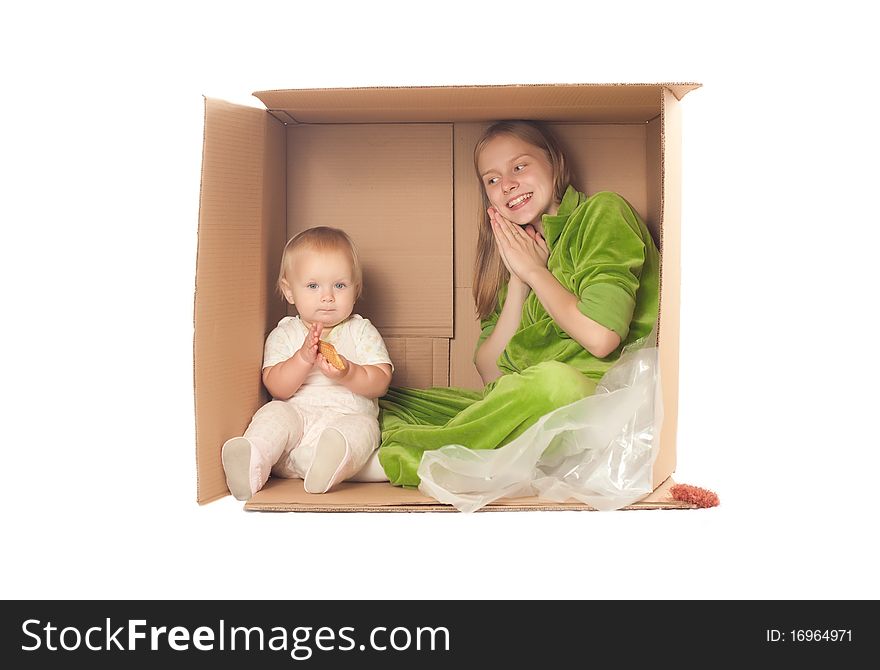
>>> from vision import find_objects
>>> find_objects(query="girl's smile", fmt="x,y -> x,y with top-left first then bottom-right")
506,192 -> 533,211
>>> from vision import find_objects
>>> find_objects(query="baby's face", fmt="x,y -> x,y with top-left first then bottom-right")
285,250 -> 356,329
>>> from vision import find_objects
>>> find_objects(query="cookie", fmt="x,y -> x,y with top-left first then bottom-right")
318,340 -> 345,370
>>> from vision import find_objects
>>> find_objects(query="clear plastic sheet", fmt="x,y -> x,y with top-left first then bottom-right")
417,334 -> 663,512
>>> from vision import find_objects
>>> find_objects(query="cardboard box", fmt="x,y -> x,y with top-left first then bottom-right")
195,83 -> 700,511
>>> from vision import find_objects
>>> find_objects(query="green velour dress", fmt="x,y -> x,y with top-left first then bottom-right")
377,187 -> 661,487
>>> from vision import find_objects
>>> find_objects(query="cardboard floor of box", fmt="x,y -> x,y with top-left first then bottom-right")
243,475 -> 693,512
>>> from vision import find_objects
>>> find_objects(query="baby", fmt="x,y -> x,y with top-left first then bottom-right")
222,226 -> 393,499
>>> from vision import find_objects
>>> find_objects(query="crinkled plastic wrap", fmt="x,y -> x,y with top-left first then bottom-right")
417,334 -> 663,512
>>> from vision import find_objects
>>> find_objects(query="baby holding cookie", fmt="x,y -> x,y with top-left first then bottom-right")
221,227 -> 393,499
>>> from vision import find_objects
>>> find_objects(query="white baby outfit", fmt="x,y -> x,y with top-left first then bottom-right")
224,314 -> 393,498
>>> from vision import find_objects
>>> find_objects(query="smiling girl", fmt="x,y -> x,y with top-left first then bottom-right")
377,120 -> 660,487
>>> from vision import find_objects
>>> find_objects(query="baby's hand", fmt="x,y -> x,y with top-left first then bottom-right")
297,322 -> 323,365
317,352 -> 350,380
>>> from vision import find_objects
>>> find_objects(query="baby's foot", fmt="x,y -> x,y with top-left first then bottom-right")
221,437 -> 263,500
304,428 -> 349,494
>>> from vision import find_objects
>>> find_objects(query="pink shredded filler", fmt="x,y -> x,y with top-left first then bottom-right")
670,483 -> 719,508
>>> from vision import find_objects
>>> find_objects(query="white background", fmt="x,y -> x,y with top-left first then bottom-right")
2,0 -> 878,600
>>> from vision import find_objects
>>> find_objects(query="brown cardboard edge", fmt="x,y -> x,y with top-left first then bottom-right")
243,504 -> 695,512
242,477 -> 696,512
193,97 -> 208,504
653,88 -> 682,489
666,83 -> 702,100
253,83 -> 701,124
254,82 -> 702,98
198,491 -> 227,506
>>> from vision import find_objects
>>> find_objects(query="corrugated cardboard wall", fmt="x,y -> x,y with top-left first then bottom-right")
195,99 -> 285,503
285,124 -> 453,387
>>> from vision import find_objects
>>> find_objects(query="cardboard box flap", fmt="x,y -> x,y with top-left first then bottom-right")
195,98 -> 286,503
253,83 -> 701,124
653,88 -> 684,485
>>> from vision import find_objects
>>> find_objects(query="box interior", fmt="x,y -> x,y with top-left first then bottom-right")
195,83 -> 698,509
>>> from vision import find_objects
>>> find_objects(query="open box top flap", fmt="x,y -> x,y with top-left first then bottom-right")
253,83 -> 701,124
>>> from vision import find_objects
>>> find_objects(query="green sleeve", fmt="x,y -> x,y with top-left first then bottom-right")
570,192 -> 646,341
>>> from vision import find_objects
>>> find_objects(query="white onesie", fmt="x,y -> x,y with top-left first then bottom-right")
260,314 -> 393,479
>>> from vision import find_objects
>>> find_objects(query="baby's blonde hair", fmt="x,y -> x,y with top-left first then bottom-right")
472,120 -> 573,320
278,226 -> 363,301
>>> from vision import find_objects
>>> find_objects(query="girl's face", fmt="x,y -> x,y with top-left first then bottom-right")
282,249 -> 357,329
477,134 -> 559,227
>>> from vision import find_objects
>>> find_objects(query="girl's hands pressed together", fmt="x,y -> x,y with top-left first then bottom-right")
488,207 -> 550,286
297,322 -> 323,365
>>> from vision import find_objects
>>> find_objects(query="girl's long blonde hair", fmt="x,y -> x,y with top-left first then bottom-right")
472,120 -> 572,320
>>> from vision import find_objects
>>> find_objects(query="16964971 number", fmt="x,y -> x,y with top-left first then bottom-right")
766,629 -> 852,643
791,629 -> 852,642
